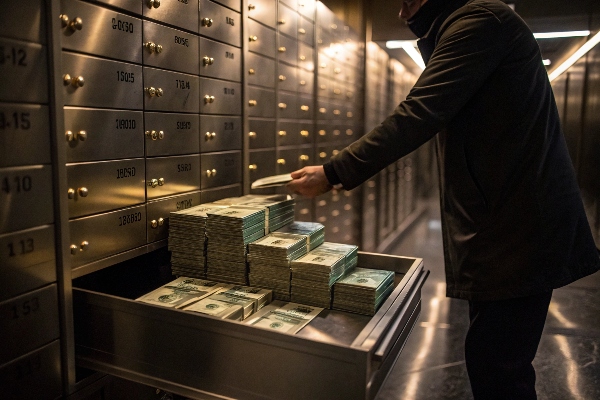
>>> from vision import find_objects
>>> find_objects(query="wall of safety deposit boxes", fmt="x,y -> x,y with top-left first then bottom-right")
0,0 -> 434,397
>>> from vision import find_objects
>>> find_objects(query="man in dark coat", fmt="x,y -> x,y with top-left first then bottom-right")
288,0 -> 600,398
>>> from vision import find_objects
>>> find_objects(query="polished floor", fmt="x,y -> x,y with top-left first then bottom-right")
376,200 -> 600,400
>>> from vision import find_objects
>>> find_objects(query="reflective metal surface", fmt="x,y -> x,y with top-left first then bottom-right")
247,18 -> 276,58
92,0 -> 142,15
143,67 -> 200,113
278,33 -> 298,66
143,0 -> 198,33
199,115 -> 242,153
200,184 -> 242,203
200,150 -> 242,189
0,104 -> 51,167
248,118 -> 276,149
143,20 -> 199,75
247,0 -> 277,27
144,112 -> 200,157
146,191 -> 201,243
249,148 -> 277,180
0,38 -> 48,103
247,52 -> 276,88
199,77 -> 242,115
198,0 -> 241,47
145,155 -> 201,199
199,37 -> 241,82
247,86 -> 276,118
0,0 -> 46,43
278,2 -> 298,39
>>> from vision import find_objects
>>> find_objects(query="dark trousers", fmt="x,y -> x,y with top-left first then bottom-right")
465,291 -> 553,400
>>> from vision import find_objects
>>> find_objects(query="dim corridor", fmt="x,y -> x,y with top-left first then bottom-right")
376,198 -> 600,400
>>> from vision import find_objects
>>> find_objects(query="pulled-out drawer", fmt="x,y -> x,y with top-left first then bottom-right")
73,252 -> 427,400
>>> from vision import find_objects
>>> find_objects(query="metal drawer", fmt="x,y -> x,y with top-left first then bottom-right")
317,76 -> 331,99
0,225 -> 56,302
277,63 -> 297,92
297,68 -> 313,95
199,0 -> 241,47
73,252 -> 427,400
298,16 -> 314,45
69,205 -> 147,268
146,155 -> 201,200
200,151 -> 242,189
62,52 -> 143,109
298,0 -> 316,21
298,42 -> 314,71
143,20 -> 199,75
0,340 -> 62,400
199,37 -> 242,82
212,0 -> 241,12
200,77 -> 242,115
298,94 -> 312,119
247,52 -> 276,88
146,191 -> 202,243
144,67 -> 200,113
60,0 -> 142,64
200,115 -> 242,153
247,87 -> 275,118
0,104 -> 51,167
0,0 -> 46,43
277,33 -> 298,66
64,107 -> 144,162
143,0 -> 198,33
277,3 -> 298,39
145,112 -> 200,157
249,148 -> 277,180
67,159 -> 146,218
317,98 -> 330,120
93,0 -> 142,15
277,91 -> 298,119
247,18 -> 276,58
0,38 -> 48,104
247,0 -> 277,27
248,118 -> 276,149
0,284 -> 60,365
278,146 -> 311,173
278,121 -> 311,146
200,184 -> 242,203
0,165 -> 54,234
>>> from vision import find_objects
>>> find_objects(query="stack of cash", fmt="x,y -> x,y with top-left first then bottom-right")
247,233 -> 308,301
205,206 -> 266,285
234,194 -> 296,233
168,203 -> 229,278
219,284 -> 273,312
182,290 -> 246,321
332,267 -> 396,315
135,277 -> 224,308
276,221 -> 325,251
244,301 -> 323,334
290,248 -> 346,308
317,242 -> 359,273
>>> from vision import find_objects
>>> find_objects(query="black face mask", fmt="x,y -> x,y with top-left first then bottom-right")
406,0 -> 448,38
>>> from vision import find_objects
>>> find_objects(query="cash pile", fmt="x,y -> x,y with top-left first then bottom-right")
248,233 -> 308,301
244,300 -> 323,334
235,195 -> 295,233
135,277 -> 224,308
219,284 -> 273,312
317,242 -> 359,272
332,267 -> 396,315
168,203 -> 229,278
205,206 -> 266,285
276,221 -> 325,251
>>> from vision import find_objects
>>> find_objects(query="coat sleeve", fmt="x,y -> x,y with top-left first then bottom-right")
328,6 -> 507,190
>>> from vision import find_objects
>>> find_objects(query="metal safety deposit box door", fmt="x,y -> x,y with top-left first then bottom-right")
73,252 -> 427,400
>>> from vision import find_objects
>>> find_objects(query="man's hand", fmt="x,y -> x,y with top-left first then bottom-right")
287,166 -> 333,198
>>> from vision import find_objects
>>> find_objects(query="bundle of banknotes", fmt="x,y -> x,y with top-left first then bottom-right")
290,242 -> 358,308
244,300 -> 323,334
248,232 -> 308,301
275,221 -> 325,252
332,267 -> 396,315
168,203 -> 229,279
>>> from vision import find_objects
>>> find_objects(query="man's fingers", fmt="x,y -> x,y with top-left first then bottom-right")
290,168 -> 305,179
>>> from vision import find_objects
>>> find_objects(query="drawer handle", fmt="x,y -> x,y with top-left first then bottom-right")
80,240 -> 89,251
331,24 -> 337,30
78,187 -> 89,197
333,109 -> 341,115
344,204 -> 352,211
334,88 -> 342,95
205,132 -> 216,140
158,178 -> 165,186
278,103 -> 287,109
278,19 -> 286,25
150,218 -> 165,229
333,129 -> 340,136
319,129 -> 326,136
331,210 -> 340,217
334,67 -> 341,74
277,158 -> 286,165
299,55 -> 306,61
346,129 -> 353,136
248,131 -> 257,138
203,56 -> 214,66
299,155 -> 309,161
147,0 -> 161,9
300,130 -> 309,137
60,15 -> 83,31
206,169 -> 217,177
146,87 -> 164,97
332,149 -> 339,155
63,74 -> 85,88
70,244 -> 78,255
204,95 -> 215,104
320,63 -> 327,69
300,105 -> 309,111
146,42 -> 163,53
278,130 -> 287,137
65,130 -> 87,141
320,84 -> 327,90
319,151 -> 327,159
278,47 -> 286,53
300,208 -> 309,215
249,35 -> 258,42
298,28 -> 306,34
148,178 -> 158,188
248,100 -> 257,106
279,75 -> 286,81
249,68 -> 256,75
145,130 -> 164,140
347,91 -> 353,98
319,107 -> 327,114
202,18 -> 213,27
300,80 -> 306,86
248,4 -> 256,10
248,164 -> 258,170
347,112 -> 353,118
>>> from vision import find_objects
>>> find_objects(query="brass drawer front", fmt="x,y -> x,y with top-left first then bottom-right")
143,67 -> 200,113
247,52 -> 276,88
247,18 -> 276,58
277,33 -> 298,66
247,0 -> 277,28
143,21 -> 199,75
248,118 -> 276,149
247,87 -> 275,118
146,155 -> 201,200
199,0 -> 241,47
200,77 -> 242,115
0,0 -> 46,43
200,151 -> 242,189
145,112 -> 200,157
200,115 -> 242,153
277,3 -> 298,39
0,38 -> 48,104
146,191 -> 201,243
249,148 -> 277,180
0,104 -> 51,167
143,0 -> 199,33
199,37 -> 242,82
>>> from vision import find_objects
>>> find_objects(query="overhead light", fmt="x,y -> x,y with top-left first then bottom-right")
542,59 -> 551,66
386,40 -> 425,70
533,30 -> 590,39
549,31 -> 600,81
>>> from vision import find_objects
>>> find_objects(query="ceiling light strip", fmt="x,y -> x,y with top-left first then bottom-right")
549,31 -> 600,82
533,30 -> 590,39
401,43 -> 426,70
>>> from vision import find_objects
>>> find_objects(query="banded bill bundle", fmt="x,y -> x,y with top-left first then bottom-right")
332,267 -> 396,315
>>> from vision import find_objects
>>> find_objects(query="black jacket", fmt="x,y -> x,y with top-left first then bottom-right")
324,0 -> 600,301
